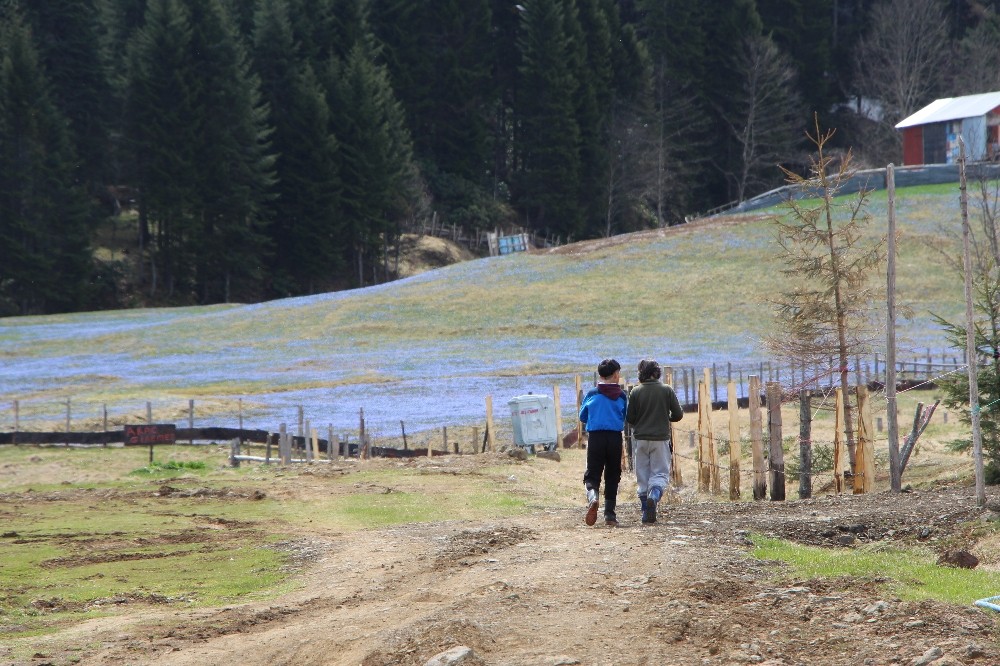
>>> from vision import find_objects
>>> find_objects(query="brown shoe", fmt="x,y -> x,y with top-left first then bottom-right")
605,518 -> 619,527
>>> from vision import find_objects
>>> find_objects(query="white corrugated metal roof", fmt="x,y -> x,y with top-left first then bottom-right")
896,91 -> 1000,128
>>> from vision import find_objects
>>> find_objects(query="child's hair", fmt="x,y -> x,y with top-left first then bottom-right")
637,359 -> 661,382
597,358 -> 620,379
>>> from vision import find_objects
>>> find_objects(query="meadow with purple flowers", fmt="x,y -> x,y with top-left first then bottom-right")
0,184 -> 972,439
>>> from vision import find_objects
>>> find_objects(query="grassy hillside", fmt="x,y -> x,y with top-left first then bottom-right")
0,183 -> 974,436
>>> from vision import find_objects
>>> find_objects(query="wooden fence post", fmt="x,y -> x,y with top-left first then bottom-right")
855,385 -> 876,493
749,376 -> 765,500
102,404 -> 108,447
705,368 -> 719,493
553,385 -> 562,447
238,399 -> 244,454
727,381 -> 740,501
189,399 -> 195,446
311,426 -> 319,461
697,379 -> 710,493
401,421 -> 408,450
13,400 -> 18,446
712,363 -> 718,403
575,375 -> 583,447
305,419 -> 313,462
279,423 -> 290,465
799,389 -> 812,499
485,395 -> 495,452
766,382 -> 785,501
665,368 -> 682,487
834,387 -> 845,493
472,426 -> 479,455
328,425 -> 335,461
358,407 -> 368,460
146,401 -> 152,424
65,398 -> 71,447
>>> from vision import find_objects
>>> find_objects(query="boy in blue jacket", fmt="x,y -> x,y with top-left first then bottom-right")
578,358 -> 627,526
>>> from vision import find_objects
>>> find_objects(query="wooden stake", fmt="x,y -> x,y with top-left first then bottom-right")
799,389 -> 812,499
189,399 -> 195,446
856,385 -> 875,494
238,399 -> 243,454
665,368 -> 682,488
886,162 -> 902,492
727,381 -> 740,501
959,137 -> 987,506
766,382 -> 785,501
65,398 -> 71,447
575,375 -> 583,448
279,423 -> 289,465
359,408 -> 367,460
553,385 -> 562,447
485,395 -> 495,452
704,368 -> 719,494
833,387 -> 845,493
749,376 -> 765,500
13,400 -> 18,446
697,380 -> 710,493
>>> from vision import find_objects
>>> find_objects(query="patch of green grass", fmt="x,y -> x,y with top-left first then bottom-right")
752,535 -> 1000,605
129,459 -> 208,475
0,497 -> 289,638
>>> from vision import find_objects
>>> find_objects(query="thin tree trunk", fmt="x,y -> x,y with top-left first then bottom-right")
818,137 -> 857,471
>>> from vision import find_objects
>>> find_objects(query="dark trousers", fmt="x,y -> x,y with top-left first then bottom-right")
583,430 -> 622,502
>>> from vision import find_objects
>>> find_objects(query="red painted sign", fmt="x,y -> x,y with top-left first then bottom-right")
123,424 -> 176,446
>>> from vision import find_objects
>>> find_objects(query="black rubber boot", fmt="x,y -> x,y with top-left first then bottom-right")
604,492 -> 618,527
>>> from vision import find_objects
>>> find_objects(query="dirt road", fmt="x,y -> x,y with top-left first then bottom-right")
14,455 -> 1000,666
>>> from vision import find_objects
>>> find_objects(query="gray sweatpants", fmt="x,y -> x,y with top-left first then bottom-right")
634,439 -> 671,497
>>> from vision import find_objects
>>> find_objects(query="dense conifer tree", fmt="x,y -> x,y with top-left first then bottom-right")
326,40 -> 419,286
0,7 -> 95,315
253,0 -> 342,296
123,0 -> 199,299
512,0 -> 583,236
181,0 -> 276,303
21,0 -> 115,192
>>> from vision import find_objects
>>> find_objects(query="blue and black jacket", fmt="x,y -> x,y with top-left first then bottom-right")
579,383 -> 627,432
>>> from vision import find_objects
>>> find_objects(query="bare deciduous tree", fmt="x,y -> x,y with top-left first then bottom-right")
853,0 -> 949,164
721,34 -> 803,203
642,61 -> 710,226
952,18 -> 1000,96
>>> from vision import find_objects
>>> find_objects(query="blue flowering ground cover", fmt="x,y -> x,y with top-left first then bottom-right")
0,185 -> 974,439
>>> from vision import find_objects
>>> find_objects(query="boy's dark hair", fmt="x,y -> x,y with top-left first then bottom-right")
638,359 -> 661,382
597,358 -> 620,379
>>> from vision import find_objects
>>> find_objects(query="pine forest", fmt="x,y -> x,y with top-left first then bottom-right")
2,0 -> 999,314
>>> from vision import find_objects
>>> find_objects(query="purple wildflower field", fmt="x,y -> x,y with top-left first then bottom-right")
0,207 -> 966,439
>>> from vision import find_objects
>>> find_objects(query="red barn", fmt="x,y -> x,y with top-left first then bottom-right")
895,91 -> 1000,165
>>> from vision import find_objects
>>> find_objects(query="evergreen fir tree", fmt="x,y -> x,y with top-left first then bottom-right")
934,273 -> 1000,484
326,41 -> 419,286
182,0 -> 276,303
0,7 -> 95,315
253,0 -> 342,296
21,0 -> 115,192
512,0 -> 582,236
123,0 -> 199,299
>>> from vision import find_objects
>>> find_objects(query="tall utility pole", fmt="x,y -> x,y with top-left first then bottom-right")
886,164 -> 901,492
959,137 -> 987,507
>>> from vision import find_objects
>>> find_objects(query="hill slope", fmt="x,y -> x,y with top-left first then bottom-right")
0,183 -> 972,435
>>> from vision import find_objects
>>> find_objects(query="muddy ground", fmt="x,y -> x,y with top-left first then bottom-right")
7,451 -> 1000,666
